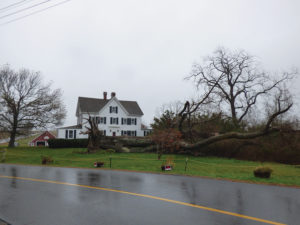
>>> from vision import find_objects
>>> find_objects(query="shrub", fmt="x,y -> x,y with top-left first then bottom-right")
48,139 -> 89,148
151,128 -> 182,159
41,155 -> 53,165
253,166 -> 273,178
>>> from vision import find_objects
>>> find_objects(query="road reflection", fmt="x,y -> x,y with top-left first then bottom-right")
10,167 -> 17,188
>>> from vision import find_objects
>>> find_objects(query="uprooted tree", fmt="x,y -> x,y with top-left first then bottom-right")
153,47 -> 298,152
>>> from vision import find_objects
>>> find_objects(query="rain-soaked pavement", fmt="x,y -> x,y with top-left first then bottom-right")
0,164 -> 299,225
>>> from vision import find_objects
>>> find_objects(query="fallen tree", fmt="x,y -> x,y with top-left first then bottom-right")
180,100 -> 292,151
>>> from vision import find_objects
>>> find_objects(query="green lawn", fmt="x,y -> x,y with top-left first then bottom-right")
1,146 -> 300,187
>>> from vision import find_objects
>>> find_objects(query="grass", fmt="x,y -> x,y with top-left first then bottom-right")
0,133 -> 40,147
0,131 -> 56,147
1,146 -> 300,187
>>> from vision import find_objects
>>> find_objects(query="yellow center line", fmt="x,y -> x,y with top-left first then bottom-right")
0,175 -> 286,225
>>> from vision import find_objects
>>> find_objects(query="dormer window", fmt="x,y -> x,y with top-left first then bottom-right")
110,106 -> 118,113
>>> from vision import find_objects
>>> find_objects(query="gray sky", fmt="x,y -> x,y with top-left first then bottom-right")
0,0 -> 299,126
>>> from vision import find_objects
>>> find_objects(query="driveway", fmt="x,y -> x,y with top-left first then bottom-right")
0,164 -> 299,225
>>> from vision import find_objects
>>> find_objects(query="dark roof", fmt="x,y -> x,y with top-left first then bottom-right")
59,124 -> 82,129
78,97 -> 143,116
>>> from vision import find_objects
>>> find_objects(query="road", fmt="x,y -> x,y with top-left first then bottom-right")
0,164 -> 299,225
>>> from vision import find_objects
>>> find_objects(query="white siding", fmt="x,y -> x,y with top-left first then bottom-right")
81,98 -> 143,136
57,128 -> 88,139
58,97 -> 145,138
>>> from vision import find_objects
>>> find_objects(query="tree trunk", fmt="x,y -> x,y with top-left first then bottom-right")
9,128 -> 17,147
179,128 -> 277,151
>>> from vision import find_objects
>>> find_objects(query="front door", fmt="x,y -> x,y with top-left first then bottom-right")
36,141 -> 45,146
112,132 -> 116,136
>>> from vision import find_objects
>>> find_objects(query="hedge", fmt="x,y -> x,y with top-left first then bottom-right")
48,139 -> 88,148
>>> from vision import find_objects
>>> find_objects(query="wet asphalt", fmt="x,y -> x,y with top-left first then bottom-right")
0,164 -> 299,225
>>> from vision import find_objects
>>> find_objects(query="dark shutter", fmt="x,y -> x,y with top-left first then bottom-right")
74,130 -> 77,139
110,106 -> 112,113
135,118 -> 137,125
121,130 -> 123,136
116,118 -> 119,124
65,130 -> 68,139
110,117 -> 112,124
104,117 -> 106,124
116,107 -> 118,114
135,131 -> 137,136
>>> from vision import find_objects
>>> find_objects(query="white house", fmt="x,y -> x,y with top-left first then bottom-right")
57,92 -> 151,139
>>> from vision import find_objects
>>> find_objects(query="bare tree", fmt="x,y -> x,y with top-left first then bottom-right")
180,87 -> 293,150
155,100 -> 183,117
170,47 -> 299,150
186,47 -> 296,127
0,65 -> 66,147
178,82 -> 217,136
82,115 -> 103,153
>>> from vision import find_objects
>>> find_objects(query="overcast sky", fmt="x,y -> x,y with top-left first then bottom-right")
0,0 -> 299,126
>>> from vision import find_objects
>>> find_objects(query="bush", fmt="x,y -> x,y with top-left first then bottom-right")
253,166 -> 273,178
48,139 -> 89,148
41,155 -> 53,165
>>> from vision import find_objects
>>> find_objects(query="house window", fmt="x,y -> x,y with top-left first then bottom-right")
69,130 -> 73,139
100,117 -> 106,124
122,130 -> 136,136
131,118 -> 137,125
90,116 -> 100,124
110,106 -> 118,113
65,129 -> 76,139
110,117 -> 119,125
122,118 -> 137,125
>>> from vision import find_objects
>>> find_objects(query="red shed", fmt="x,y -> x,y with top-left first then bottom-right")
30,131 -> 56,147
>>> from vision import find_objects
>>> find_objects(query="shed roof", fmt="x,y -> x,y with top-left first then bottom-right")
31,131 -> 56,143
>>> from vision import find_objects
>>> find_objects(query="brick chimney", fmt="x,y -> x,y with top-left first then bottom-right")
111,92 -> 116,98
103,91 -> 107,100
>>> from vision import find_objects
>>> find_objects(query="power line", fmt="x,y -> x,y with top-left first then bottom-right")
0,0 -> 37,13
0,0 -> 28,11
0,0 -> 57,20
0,0 -> 72,26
